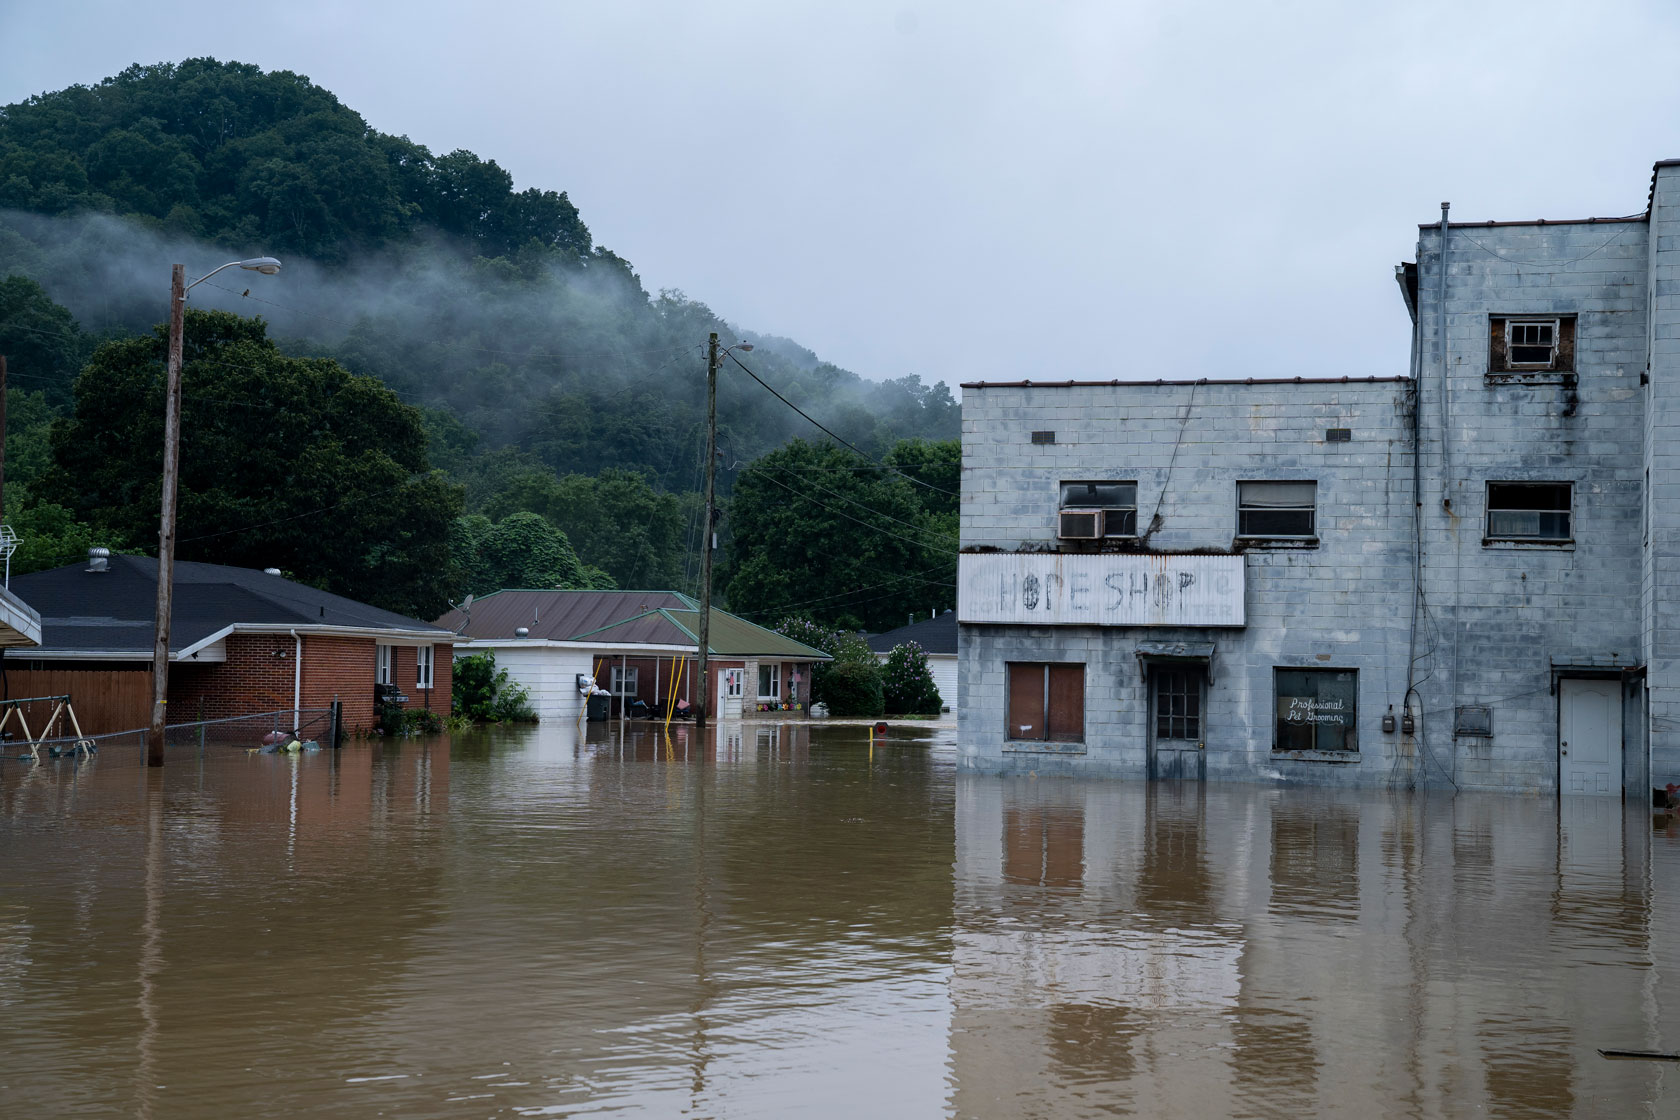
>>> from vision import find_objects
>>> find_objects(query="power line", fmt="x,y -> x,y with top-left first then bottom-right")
723,351 -> 958,497
745,467 -> 958,556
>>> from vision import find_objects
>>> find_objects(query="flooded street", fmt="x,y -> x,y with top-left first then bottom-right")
4,722 -> 1680,1118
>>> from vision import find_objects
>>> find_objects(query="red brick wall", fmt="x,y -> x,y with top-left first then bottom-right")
300,635 -> 378,734
396,643 -> 452,716
168,633 -> 295,723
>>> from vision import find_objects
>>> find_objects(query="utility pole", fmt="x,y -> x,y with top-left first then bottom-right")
697,332 -> 718,728
0,353 -> 7,524
147,264 -> 186,767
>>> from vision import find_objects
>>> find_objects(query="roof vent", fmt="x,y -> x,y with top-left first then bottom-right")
515,626 -> 530,638
263,567 -> 282,576
86,547 -> 110,573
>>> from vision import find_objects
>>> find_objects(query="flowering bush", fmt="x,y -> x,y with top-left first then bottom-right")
882,641 -> 942,715
775,615 -> 884,716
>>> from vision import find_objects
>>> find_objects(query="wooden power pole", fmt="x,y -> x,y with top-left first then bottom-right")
147,264 -> 186,767
697,333 -> 718,728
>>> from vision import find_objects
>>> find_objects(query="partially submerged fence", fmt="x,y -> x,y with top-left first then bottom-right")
9,705 -> 342,761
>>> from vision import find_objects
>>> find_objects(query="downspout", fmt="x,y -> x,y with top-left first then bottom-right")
289,629 -> 302,734
1437,202 -> 1452,504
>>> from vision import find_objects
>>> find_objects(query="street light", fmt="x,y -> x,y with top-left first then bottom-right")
147,257 -> 283,767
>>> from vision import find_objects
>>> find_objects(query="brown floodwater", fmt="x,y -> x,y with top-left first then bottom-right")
2,721 -> 1678,1118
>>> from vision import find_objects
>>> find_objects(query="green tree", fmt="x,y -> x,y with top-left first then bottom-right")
0,275 -> 86,407
882,642 -> 942,715
38,308 -> 461,617
774,616 -> 885,718
724,440 -> 956,631
455,511 -> 613,596
479,464 -> 696,590
452,650 -> 536,722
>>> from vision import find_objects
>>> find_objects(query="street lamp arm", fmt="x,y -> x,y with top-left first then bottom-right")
182,257 -> 283,295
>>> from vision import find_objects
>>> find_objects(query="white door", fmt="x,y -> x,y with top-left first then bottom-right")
1560,678 -> 1622,796
718,668 -> 744,720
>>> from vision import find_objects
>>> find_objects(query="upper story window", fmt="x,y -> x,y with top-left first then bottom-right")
1057,481 -> 1137,541
416,645 -> 434,690
1237,481 -> 1317,539
1486,482 -> 1572,543
1489,315 -> 1576,374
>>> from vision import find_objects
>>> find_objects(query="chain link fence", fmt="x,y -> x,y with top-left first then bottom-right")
11,707 -> 339,760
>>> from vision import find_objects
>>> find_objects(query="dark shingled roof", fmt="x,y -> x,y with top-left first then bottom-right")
11,555 -> 451,655
866,611 -> 957,656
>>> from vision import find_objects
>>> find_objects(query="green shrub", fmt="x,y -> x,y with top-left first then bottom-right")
407,709 -> 444,734
377,701 -> 407,736
821,658 -> 885,717
452,651 -> 537,723
882,641 -> 942,715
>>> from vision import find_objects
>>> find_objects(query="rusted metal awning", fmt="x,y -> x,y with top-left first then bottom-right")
1548,653 -> 1642,693
1136,641 -> 1216,682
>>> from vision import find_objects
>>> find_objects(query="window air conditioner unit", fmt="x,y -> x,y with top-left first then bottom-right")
1058,508 -> 1105,540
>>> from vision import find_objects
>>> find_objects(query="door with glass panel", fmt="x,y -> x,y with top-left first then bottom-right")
1149,665 -> 1206,780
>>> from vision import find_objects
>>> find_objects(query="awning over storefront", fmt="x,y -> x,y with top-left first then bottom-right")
1135,640 -> 1216,682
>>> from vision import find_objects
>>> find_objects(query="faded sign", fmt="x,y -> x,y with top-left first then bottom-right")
958,554 -> 1245,627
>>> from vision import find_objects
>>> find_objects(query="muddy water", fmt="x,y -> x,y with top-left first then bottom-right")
1,722 -> 1677,1118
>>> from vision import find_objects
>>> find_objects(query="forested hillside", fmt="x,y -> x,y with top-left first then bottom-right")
0,59 -> 958,624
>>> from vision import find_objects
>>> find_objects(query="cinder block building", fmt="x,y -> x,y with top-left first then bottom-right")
957,160 -> 1680,799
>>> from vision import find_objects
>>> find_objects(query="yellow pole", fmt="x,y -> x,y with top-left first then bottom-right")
665,656 -> 686,730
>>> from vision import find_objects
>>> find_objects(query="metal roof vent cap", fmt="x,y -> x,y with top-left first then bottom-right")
86,547 -> 110,573
263,567 -> 282,576
515,626 -> 530,638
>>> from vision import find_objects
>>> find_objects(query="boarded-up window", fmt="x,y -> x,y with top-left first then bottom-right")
1006,662 -> 1085,743
1238,481 -> 1317,538
1275,668 -> 1358,752
1489,315 -> 1576,373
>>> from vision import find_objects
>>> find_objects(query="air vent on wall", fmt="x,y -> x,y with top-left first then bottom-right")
1030,430 -> 1056,444
1326,428 -> 1352,442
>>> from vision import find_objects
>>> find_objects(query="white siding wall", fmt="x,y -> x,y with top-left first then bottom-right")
462,644 -> 594,723
930,655 -> 958,713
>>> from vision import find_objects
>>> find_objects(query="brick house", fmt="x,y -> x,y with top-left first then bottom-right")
437,589 -> 829,722
6,552 -> 456,734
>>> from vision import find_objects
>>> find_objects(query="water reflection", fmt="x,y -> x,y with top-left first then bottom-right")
2,725 -> 1679,1117
953,778 -> 1680,1119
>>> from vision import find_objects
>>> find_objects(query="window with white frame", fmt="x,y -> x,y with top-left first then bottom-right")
610,666 -> 639,696
1489,316 -> 1575,373
1058,481 -> 1138,540
376,643 -> 393,685
725,669 -> 744,698
416,645 -> 434,690
1485,482 -> 1572,543
1237,481 -> 1317,539
758,663 -> 781,699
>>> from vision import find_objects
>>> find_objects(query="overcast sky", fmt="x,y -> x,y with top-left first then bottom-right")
5,0 -> 1680,388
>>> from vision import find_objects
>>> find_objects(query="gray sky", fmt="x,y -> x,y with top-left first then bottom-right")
5,0 -> 1679,388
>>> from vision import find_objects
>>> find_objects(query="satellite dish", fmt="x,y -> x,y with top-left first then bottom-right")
462,593 -> 474,611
